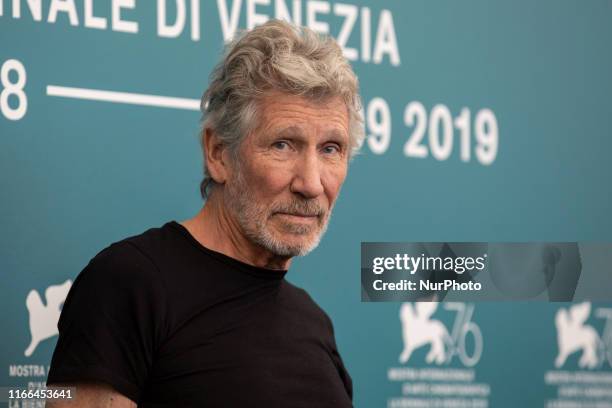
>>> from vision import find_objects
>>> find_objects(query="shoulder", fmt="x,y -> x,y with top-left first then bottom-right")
283,281 -> 334,332
84,240 -> 159,285
66,225 -> 173,311
121,223 -> 176,257
59,226 -> 171,332
84,222 -> 176,281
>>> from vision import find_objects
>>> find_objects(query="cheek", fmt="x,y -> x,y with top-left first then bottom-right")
322,165 -> 348,201
244,162 -> 293,195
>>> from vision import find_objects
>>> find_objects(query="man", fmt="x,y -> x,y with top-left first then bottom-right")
46,19 -> 364,407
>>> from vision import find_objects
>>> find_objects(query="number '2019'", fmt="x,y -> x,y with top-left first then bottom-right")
364,98 -> 499,166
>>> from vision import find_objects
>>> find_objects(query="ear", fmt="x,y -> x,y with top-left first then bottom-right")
400,303 -> 413,317
203,127 -> 230,184
416,302 -> 438,319
570,302 -> 591,324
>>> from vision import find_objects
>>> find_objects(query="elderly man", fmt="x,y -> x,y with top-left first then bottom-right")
47,19 -> 363,407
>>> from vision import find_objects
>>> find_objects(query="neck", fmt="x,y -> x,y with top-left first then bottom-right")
180,188 -> 292,270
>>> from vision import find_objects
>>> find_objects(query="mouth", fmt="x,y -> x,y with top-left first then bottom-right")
274,212 -> 320,223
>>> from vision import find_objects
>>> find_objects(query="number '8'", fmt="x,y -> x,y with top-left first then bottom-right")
1,59 -> 27,121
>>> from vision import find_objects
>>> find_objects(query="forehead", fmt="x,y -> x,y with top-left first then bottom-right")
254,91 -> 350,138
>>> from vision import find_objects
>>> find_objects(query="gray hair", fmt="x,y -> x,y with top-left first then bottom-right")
198,19 -> 364,199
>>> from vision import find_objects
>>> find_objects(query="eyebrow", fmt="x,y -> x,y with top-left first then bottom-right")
273,126 -> 348,143
324,129 -> 348,143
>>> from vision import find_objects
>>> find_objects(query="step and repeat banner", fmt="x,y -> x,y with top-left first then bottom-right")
1,1 -> 611,407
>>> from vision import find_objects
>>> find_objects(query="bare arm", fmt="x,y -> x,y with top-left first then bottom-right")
45,382 -> 136,408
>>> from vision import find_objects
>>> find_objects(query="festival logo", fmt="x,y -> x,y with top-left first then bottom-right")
388,302 -> 490,407
398,302 -> 483,367
554,302 -> 612,369
544,302 -> 612,407
24,279 -> 72,357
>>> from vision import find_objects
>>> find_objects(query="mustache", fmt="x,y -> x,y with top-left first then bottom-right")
271,200 -> 326,217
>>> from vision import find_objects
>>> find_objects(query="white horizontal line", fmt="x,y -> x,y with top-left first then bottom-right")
46,85 -> 200,111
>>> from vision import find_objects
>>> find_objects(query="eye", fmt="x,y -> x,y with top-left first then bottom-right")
272,141 -> 290,150
322,144 -> 341,155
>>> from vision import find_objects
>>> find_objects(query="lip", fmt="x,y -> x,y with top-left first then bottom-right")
275,212 -> 318,222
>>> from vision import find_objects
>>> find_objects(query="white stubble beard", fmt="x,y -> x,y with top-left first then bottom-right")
224,165 -> 333,258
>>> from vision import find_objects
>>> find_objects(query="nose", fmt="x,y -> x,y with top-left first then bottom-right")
290,150 -> 325,199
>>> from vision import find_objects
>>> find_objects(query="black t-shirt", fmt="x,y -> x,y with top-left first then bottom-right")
47,221 -> 353,407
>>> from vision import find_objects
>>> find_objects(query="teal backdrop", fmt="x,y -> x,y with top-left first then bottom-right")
1,1 -> 611,406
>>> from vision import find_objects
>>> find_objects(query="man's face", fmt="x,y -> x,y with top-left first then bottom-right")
224,91 -> 350,258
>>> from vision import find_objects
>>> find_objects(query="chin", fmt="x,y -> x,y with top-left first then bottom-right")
263,231 -> 323,258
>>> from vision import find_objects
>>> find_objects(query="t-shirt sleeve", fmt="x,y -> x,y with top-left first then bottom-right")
298,286 -> 354,401
322,311 -> 353,401
46,241 -> 167,402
